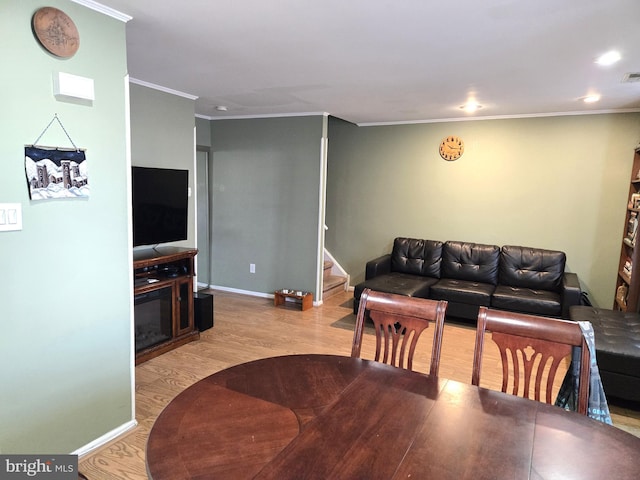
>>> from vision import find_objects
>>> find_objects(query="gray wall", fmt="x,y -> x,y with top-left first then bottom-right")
196,116 -> 212,147
0,0 -> 132,453
209,116 -> 326,297
129,83 -> 197,249
326,113 -> 640,308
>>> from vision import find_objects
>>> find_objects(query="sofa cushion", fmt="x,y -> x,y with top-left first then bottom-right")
441,241 -> 499,284
569,306 -> 640,402
391,237 -> 443,277
491,285 -> 562,316
569,306 -> 640,378
499,245 -> 565,291
354,272 -> 438,301
430,278 -> 495,306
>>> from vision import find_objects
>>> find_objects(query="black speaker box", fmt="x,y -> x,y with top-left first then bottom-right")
194,292 -> 214,331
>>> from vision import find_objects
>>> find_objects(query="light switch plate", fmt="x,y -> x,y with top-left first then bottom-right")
0,203 -> 22,231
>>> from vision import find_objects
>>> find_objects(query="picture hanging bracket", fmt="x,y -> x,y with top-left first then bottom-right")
30,113 -> 83,152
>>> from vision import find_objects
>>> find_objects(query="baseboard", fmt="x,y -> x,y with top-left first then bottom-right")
211,285 -> 350,301
72,419 -> 138,458
210,285 -> 273,298
213,285 -> 329,309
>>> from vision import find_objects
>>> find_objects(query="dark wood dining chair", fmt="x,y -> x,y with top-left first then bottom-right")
351,288 -> 448,376
472,306 -> 590,414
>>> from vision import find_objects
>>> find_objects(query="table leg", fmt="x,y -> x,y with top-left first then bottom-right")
274,292 -> 285,307
301,294 -> 313,311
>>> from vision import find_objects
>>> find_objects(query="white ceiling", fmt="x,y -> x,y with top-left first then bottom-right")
85,0 -> 640,125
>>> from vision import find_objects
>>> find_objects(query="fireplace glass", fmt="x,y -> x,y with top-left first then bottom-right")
134,286 -> 172,352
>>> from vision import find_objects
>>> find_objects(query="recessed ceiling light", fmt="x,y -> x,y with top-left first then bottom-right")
583,94 -> 601,103
459,101 -> 482,113
215,105 -> 228,111
595,50 -> 621,66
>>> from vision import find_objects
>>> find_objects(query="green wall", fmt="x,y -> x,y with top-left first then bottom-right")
129,83 -> 197,249
326,113 -> 640,308
0,1 -> 132,453
209,116 -> 326,298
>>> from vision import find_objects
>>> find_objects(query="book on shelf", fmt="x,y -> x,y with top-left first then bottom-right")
617,284 -> 628,306
624,257 -> 633,276
627,211 -> 639,245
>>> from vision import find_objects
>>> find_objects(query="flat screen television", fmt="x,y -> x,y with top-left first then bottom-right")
132,166 -> 189,247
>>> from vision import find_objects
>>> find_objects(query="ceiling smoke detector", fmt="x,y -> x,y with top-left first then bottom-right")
622,73 -> 640,83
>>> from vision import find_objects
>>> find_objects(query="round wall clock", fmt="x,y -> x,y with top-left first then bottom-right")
32,7 -> 80,58
439,135 -> 464,161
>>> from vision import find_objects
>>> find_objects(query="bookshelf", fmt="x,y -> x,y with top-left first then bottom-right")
614,147 -> 640,311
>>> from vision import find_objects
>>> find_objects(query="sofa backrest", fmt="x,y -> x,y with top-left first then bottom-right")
499,245 -> 566,291
441,241 -> 500,284
391,237 -> 443,278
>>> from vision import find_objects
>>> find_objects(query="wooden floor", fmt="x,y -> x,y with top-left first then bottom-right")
79,290 -> 640,479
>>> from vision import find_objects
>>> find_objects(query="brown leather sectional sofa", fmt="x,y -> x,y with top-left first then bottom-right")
353,237 -> 582,321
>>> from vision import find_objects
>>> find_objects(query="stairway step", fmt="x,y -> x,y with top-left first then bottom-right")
323,274 -> 347,299
324,274 -> 345,289
323,260 -> 333,279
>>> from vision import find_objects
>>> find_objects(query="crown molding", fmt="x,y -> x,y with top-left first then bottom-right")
202,112 -> 329,121
357,108 -> 640,126
198,108 -> 640,125
71,0 -> 132,22
129,78 -> 198,100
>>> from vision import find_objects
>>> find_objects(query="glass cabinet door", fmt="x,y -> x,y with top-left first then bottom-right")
175,277 -> 194,336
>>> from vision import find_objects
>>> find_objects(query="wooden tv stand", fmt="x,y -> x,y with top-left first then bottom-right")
133,247 -> 199,365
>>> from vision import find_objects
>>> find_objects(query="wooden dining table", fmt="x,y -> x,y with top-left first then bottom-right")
146,354 -> 640,479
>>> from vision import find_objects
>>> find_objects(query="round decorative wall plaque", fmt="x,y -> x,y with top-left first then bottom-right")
439,135 -> 464,161
32,7 -> 80,58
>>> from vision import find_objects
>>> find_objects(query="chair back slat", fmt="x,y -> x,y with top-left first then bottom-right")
491,332 -> 572,402
473,306 -> 589,415
352,289 -> 447,376
369,311 -> 430,370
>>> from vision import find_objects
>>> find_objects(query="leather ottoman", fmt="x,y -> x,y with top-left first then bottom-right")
569,305 -> 640,403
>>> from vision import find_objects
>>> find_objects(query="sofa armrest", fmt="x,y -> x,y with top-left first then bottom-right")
365,254 -> 392,280
561,272 -> 581,318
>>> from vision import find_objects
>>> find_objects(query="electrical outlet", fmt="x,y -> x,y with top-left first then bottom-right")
250,263 -> 256,273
